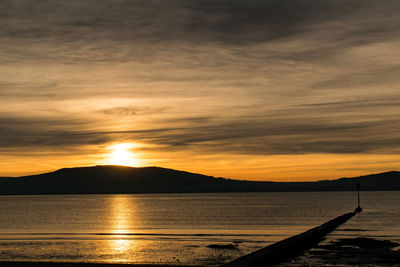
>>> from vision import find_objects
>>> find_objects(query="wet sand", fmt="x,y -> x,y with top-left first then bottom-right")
281,237 -> 400,266
1,236 -> 399,266
0,263 -> 189,267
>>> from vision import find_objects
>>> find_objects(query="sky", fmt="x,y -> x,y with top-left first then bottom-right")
1,0 -> 400,181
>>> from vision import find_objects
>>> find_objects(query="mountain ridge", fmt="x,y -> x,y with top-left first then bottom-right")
0,165 -> 399,195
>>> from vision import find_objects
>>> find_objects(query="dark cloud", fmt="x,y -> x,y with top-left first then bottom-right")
0,115 -> 100,148
1,0 -> 397,42
101,106 -> 168,116
0,81 -> 59,99
2,110 -> 400,156
310,64 -> 400,90
145,117 -> 400,154
1,0 -> 399,63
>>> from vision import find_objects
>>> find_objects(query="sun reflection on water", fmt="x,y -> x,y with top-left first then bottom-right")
108,195 -> 139,257
111,238 -> 131,253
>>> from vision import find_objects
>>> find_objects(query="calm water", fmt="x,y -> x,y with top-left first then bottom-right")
0,192 -> 399,265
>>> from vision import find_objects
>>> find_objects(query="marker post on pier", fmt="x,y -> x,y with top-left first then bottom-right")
355,183 -> 363,213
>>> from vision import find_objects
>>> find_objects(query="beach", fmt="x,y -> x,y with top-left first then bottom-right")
2,235 -> 399,267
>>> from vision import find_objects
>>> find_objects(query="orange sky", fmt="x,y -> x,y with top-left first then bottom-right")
1,1 -> 400,181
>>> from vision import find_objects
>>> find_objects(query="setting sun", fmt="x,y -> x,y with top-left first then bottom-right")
108,143 -> 138,166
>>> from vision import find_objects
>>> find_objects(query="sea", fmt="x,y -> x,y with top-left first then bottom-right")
0,191 -> 399,266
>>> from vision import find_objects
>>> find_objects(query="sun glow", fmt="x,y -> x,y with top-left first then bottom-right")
108,143 -> 138,166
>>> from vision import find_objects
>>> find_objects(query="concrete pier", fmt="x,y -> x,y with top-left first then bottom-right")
221,212 -> 357,267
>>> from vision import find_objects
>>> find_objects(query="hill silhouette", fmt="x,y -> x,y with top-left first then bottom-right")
0,165 -> 399,195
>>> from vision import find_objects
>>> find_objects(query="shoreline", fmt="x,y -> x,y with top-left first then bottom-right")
0,238 -> 400,267
2,235 -> 399,267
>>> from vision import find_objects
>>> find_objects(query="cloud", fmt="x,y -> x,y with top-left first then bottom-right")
2,108 -> 400,157
1,0 -> 400,162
